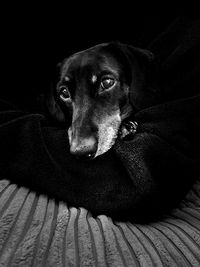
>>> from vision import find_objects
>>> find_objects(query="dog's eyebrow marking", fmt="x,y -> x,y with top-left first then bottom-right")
91,75 -> 97,83
64,76 -> 70,82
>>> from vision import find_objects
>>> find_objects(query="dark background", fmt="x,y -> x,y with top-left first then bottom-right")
1,4 -> 196,111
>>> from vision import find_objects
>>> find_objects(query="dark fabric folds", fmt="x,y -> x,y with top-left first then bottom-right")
0,93 -> 199,222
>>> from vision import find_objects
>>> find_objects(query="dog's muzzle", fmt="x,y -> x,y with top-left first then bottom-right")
68,121 -> 138,160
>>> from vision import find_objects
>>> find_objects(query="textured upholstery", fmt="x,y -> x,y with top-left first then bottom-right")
0,177 -> 200,266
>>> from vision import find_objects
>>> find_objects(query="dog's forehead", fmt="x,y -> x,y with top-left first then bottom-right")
61,44 -> 122,78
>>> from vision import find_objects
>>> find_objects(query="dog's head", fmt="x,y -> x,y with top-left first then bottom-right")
47,42 -> 159,159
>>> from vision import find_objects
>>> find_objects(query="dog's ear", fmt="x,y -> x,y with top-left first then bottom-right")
46,86 -> 66,123
107,42 -> 161,109
46,62 -> 66,124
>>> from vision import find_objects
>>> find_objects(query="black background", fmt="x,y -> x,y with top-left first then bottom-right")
1,3 -> 195,110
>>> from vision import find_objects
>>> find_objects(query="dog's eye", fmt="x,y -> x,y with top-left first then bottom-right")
59,86 -> 71,102
100,78 -> 115,91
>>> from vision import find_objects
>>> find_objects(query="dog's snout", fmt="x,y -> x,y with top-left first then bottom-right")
70,136 -> 97,159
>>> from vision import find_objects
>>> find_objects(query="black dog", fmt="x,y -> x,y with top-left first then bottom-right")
47,42 -> 159,159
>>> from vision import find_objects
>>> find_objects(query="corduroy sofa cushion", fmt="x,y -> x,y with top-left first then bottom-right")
0,177 -> 200,266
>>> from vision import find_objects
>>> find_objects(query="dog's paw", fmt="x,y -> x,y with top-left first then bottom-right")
119,121 -> 138,141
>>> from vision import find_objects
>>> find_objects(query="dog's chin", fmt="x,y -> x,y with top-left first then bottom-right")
94,113 -> 121,158
94,129 -> 118,158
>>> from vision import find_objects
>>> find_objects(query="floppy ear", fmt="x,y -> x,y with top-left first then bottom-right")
46,86 -> 66,123
46,63 -> 66,124
108,42 -> 161,109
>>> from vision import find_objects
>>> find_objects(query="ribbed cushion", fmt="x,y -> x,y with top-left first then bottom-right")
0,178 -> 200,266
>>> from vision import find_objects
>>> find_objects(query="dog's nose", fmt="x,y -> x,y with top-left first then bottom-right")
70,137 -> 97,159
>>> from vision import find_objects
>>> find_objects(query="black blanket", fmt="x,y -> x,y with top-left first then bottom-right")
0,15 -> 200,223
